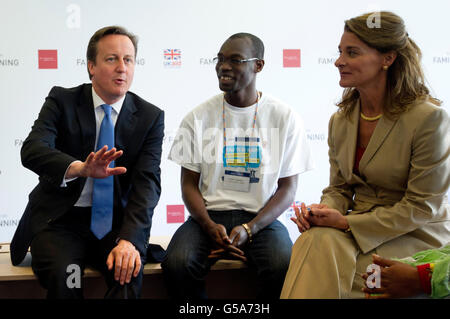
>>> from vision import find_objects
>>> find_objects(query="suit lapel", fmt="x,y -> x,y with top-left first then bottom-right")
115,93 -> 138,152
76,84 -> 96,155
343,101 -> 360,180
359,109 -> 397,173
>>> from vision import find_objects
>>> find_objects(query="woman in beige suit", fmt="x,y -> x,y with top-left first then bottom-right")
281,11 -> 450,299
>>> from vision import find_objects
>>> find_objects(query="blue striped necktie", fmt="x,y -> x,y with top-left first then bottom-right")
91,104 -> 114,239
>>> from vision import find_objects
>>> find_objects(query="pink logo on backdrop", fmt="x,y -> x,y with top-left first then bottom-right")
38,50 -> 58,69
166,205 -> 185,223
283,49 -> 301,68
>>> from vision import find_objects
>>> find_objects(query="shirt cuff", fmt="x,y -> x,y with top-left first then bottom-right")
60,160 -> 82,187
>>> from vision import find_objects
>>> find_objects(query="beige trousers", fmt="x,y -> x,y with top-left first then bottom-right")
280,227 -> 372,299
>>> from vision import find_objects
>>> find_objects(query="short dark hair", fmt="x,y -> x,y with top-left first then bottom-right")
86,26 -> 138,79
227,33 -> 264,59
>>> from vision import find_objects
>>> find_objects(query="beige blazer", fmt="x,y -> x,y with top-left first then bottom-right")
321,99 -> 450,257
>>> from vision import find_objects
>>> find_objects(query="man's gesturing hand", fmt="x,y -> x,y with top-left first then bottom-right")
66,146 -> 127,179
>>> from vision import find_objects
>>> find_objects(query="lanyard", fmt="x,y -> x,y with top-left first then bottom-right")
222,91 -> 260,147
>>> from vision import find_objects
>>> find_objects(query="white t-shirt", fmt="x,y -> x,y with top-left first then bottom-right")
168,93 -> 314,213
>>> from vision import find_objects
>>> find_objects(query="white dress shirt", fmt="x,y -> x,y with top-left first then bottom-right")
62,87 -> 125,207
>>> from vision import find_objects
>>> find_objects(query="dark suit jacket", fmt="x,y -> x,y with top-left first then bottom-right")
10,83 -> 164,266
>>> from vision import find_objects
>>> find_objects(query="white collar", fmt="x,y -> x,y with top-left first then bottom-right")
91,86 -> 125,114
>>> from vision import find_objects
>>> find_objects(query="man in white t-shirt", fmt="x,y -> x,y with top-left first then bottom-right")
162,33 -> 313,299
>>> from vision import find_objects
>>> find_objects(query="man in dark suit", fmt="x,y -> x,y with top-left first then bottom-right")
10,26 -> 164,299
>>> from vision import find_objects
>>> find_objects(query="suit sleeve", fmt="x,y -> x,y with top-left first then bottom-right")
320,113 -> 355,214
118,110 -> 164,255
347,108 -> 450,253
21,87 -> 78,188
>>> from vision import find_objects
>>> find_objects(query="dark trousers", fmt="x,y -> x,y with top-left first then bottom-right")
161,210 -> 293,299
30,206 -> 144,299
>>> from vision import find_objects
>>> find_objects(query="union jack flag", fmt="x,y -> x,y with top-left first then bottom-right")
164,49 -> 181,61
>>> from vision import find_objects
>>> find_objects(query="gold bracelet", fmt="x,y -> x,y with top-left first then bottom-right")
242,223 -> 253,243
344,227 -> 351,233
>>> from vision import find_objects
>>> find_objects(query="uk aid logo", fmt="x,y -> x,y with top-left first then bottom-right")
164,49 -> 181,68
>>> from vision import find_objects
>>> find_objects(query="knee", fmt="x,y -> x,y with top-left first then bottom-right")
293,227 -> 356,265
257,247 -> 291,279
270,253 -> 291,278
32,257 -> 81,291
297,227 -> 346,246
161,249 -> 187,274
162,249 -> 205,280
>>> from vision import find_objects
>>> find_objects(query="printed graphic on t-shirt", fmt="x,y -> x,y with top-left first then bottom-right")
223,137 -> 260,167
222,136 -> 261,185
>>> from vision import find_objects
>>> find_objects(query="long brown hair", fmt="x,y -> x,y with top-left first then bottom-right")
337,11 -> 440,119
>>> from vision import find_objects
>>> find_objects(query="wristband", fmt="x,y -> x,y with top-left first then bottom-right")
416,263 -> 433,295
242,223 -> 253,243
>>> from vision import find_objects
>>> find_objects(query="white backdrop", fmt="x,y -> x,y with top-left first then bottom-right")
0,0 -> 449,243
